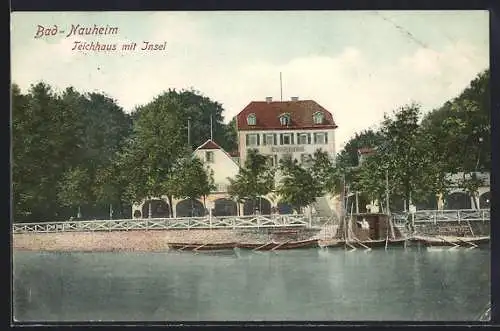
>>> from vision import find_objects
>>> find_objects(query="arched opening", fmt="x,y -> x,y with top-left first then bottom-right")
213,198 -> 238,216
141,199 -> 170,218
277,202 -> 293,214
133,210 -> 142,218
479,191 -> 490,209
445,192 -> 472,210
176,199 -> 205,217
415,195 -> 438,211
243,197 -> 271,215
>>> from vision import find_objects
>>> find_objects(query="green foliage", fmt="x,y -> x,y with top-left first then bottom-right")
420,69 -> 490,172
130,89 -> 237,152
340,69 -> 490,211
277,155 -> 322,212
336,129 -> 384,169
121,94 -> 188,203
12,83 -> 84,220
12,82 -> 132,221
170,156 -> 216,201
458,172 -> 485,209
12,68 -> 489,221
228,149 -> 275,203
308,149 -> 339,195
57,167 -> 92,209
224,117 -> 238,153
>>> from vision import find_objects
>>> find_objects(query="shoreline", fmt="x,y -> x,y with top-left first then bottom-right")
12,228 -> 322,252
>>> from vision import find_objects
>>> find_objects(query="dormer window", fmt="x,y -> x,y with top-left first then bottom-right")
247,113 -> 256,126
279,113 -> 291,126
313,112 -> 324,124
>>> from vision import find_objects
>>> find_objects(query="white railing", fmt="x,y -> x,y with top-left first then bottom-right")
12,214 -> 314,234
410,209 -> 490,224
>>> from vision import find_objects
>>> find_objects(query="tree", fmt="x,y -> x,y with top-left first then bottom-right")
121,94 -> 188,217
57,167 -> 92,218
12,82 -> 134,221
223,117 -> 238,153
420,69 -> 490,172
335,129 -> 384,169
12,82 -> 84,221
131,89 -> 237,152
308,149 -> 339,195
228,149 -> 274,212
356,152 -> 388,209
170,156 -> 216,215
277,155 -> 322,213
459,172 -> 485,210
350,104 -> 443,212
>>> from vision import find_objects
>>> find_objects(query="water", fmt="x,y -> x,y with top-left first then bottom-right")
13,248 -> 490,322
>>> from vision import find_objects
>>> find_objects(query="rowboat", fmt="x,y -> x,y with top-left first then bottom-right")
237,238 -> 319,251
411,235 -> 490,249
167,242 -> 237,251
322,238 -> 407,249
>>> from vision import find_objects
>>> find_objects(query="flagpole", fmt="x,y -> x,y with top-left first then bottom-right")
210,116 -> 213,140
280,72 -> 283,101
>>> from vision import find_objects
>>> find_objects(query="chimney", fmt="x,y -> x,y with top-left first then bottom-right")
291,96 -> 299,101
266,96 -> 273,103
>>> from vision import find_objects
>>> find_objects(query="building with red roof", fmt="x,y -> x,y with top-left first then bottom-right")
236,97 -> 338,166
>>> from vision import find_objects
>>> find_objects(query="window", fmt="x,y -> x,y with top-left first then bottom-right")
246,133 -> 259,146
281,133 -> 292,145
299,133 -> 309,145
264,134 -> 275,146
279,113 -> 291,126
205,151 -> 214,163
314,132 -> 326,144
313,112 -> 324,125
247,113 -> 256,126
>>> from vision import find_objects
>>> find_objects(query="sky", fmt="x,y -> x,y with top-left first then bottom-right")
11,11 -> 489,151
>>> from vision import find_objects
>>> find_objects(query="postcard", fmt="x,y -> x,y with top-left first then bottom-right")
11,10 -> 491,324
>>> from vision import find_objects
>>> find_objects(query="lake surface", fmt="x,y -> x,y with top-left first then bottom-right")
13,247 -> 490,322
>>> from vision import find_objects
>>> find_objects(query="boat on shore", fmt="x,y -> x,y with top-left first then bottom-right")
167,239 -> 320,252
237,238 -> 319,251
410,235 -> 490,249
168,242 -> 237,252
322,238 -> 406,249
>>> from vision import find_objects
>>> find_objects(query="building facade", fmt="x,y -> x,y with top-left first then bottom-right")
236,97 -> 338,167
132,97 -> 341,218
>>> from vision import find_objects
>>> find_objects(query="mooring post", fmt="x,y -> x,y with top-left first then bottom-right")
209,208 -> 212,229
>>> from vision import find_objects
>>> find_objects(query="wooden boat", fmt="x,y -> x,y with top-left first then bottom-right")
237,238 -> 319,251
411,235 -> 490,249
322,238 -> 406,249
358,238 -> 407,249
168,242 -> 237,251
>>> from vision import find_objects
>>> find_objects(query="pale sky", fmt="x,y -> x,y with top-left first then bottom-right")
11,11 -> 489,151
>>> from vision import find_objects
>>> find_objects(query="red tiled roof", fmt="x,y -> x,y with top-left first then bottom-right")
197,140 -> 222,150
194,139 -> 240,166
236,100 -> 338,131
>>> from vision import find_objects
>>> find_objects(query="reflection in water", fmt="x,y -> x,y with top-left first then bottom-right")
13,248 -> 490,322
